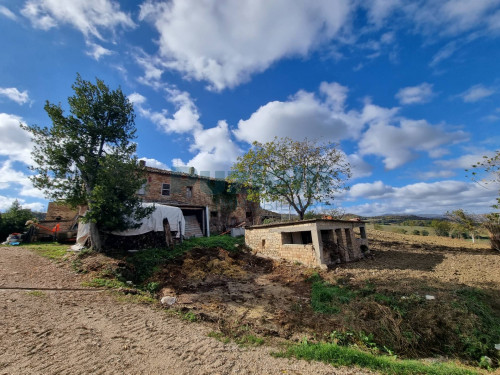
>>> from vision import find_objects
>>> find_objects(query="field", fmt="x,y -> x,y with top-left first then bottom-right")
6,230 -> 499,374
66,229 -> 500,373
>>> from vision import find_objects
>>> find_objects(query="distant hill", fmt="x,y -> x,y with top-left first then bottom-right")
357,214 -> 445,225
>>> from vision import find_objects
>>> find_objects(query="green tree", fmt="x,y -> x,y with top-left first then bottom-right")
431,219 -> 451,237
22,75 -> 152,252
446,209 -> 480,243
0,200 -> 35,240
228,137 -> 351,220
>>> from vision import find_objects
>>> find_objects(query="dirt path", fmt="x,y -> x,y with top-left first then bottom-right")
0,246 -> 370,375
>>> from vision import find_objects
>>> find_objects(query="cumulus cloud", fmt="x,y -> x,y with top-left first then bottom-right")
0,160 -> 45,200
0,113 -> 33,163
139,0 -> 352,90
234,85 -> 364,144
0,5 -> 17,20
460,84 -> 496,102
85,41 -> 113,61
21,0 -> 135,40
359,119 -> 468,169
395,83 -> 434,105
435,152 -> 496,170
345,180 -> 499,215
132,89 -> 239,174
347,153 -> 374,179
138,157 -> 169,170
0,87 -> 30,105
0,195 -> 45,212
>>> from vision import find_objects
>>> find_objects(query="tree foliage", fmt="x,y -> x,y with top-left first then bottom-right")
228,137 -> 351,220
445,209 -> 480,243
0,200 -> 35,241
22,74 -> 152,251
467,150 -> 500,210
431,219 -> 452,237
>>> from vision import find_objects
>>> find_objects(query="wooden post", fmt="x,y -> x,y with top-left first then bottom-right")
164,222 -> 173,247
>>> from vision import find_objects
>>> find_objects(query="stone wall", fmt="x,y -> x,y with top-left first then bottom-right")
245,219 -> 368,268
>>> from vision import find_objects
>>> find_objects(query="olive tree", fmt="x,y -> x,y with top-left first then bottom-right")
228,137 -> 351,220
22,74 -> 152,252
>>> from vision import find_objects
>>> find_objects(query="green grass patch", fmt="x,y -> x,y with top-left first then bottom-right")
276,342 -> 480,375
454,288 -> 500,362
81,277 -> 129,289
26,290 -> 47,298
23,242 -> 68,260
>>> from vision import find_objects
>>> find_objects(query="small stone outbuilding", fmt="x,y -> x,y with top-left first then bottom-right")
245,219 -> 369,268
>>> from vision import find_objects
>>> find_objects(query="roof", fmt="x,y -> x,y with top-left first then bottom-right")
144,166 -> 229,183
247,218 -> 367,230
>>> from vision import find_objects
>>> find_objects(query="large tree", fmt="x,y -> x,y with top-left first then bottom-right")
228,137 -> 351,220
0,200 -> 35,241
22,74 -> 152,252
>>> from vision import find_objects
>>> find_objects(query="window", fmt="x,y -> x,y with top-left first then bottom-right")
281,231 -> 313,245
137,183 -> 146,195
186,186 -> 193,198
161,183 -> 170,196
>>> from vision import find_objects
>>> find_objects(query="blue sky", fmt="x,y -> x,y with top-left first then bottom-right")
0,0 -> 499,216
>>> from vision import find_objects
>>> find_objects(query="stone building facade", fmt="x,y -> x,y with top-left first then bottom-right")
245,219 -> 369,268
140,166 -> 260,235
42,165 -> 260,238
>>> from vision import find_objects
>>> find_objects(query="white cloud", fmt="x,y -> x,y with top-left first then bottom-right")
139,0 -> 352,90
0,113 -> 33,163
364,0 -> 402,27
359,119 -> 469,169
138,157 -> 169,170
0,5 -> 18,20
234,85 -> 365,144
347,154 -> 373,179
85,41 -> 113,61
183,121 -> 242,174
417,170 -> 456,180
21,0 -> 135,40
0,87 -> 30,105
128,92 -> 147,106
460,84 -> 496,102
395,83 -> 434,105
0,160 -> 45,200
345,180 -> 499,215
0,195 -> 44,212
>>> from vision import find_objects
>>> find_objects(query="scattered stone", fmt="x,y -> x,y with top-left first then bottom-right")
161,296 -> 176,306
425,295 -> 435,300
126,281 -> 133,285
495,344 -> 500,350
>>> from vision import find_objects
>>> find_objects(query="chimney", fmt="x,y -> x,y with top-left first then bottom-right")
189,166 -> 196,176
139,160 -> 146,167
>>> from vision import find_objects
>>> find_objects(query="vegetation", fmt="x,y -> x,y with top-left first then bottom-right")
22,74 -> 152,252
125,236 -> 245,284
276,341 -> 479,375
228,137 -> 351,220
24,242 -> 68,260
446,210 -> 481,243
0,200 -> 36,241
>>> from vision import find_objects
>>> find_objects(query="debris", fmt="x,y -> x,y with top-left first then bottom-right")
161,296 -> 177,306
425,295 -> 435,300
495,344 -> 500,350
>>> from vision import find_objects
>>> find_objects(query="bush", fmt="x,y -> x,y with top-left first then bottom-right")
421,230 -> 429,236
412,230 -> 420,235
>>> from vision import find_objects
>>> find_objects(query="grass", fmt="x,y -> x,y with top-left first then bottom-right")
23,242 -> 68,260
308,273 -> 356,314
276,342 -> 480,375
26,290 -> 46,298
207,331 -> 265,347
81,277 -> 130,289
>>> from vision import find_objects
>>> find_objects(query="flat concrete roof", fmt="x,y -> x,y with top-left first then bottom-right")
246,218 -> 366,230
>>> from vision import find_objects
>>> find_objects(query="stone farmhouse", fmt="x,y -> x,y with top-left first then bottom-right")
40,164 -> 261,239
138,164 -> 261,236
245,219 -> 369,268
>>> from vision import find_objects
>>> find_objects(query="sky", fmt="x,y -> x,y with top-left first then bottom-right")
0,0 -> 499,216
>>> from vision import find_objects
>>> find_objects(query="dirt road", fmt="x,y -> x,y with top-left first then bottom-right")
0,246 -> 368,375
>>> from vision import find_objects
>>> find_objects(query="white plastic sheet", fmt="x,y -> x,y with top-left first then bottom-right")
74,203 -> 185,248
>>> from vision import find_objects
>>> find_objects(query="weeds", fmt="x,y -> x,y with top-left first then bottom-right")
275,342 -> 480,375
24,242 -> 68,260
81,278 -> 128,289
26,290 -> 46,298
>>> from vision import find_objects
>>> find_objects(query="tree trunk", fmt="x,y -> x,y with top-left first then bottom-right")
89,221 -> 103,252
471,232 -> 475,244
299,210 -> 305,220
